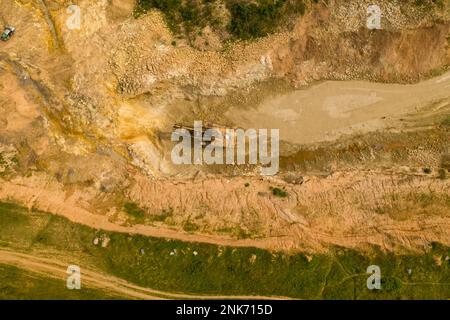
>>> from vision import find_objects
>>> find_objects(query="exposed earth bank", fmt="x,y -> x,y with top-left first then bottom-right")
0,0 -> 449,254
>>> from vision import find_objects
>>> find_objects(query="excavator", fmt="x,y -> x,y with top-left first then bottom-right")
173,122 -> 239,147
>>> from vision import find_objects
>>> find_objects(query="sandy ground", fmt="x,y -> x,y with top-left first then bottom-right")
0,176 -> 290,250
0,41 -> 449,254
1,167 -> 449,253
226,72 -> 450,144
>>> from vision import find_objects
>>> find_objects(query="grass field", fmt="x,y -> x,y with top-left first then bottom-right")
0,264 -> 124,300
1,202 -> 450,299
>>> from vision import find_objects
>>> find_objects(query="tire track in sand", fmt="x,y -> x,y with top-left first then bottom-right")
0,249 -> 290,300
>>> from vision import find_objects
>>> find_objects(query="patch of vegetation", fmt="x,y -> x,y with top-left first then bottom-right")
216,226 -> 254,239
2,202 -> 450,299
0,152 -> 17,177
148,208 -> 174,222
423,167 -> 432,174
135,0 -> 219,41
234,226 -> 252,239
123,202 -> 146,223
0,155 -> 5,177
441,116 -> 450,127
270,186 -> 288,198
134,0 -> 445,43
183,220 -> 199,232
0,264 -> 124,300
438,168 -> 447,180
414,0 -> 445,10
227,0 -> 283,40
135,0 -> 309,41
227,0 -> 307,40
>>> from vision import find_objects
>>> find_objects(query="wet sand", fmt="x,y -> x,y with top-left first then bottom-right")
226,72 -> 450,144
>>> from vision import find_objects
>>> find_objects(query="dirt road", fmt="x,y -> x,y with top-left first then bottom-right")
0,249 -> 289,300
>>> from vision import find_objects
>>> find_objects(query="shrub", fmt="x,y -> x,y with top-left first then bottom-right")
423,167 -> 432,174
438,168 -> 447,180
271,187 -> 288,198
123,202 -> 145,220
227,0 -> 284,39
441,116 -> 450,127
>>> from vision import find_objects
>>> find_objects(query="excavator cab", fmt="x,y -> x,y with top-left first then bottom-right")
1,26 -> 15,41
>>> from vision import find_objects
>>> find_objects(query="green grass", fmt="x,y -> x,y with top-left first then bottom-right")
134,0 -> 445,42
149,208 -> 174,222
0,153 -> 16,177
135,0 -> 308,41
414,0 -> 445,10
438,168 -> 447,180
182,220 -> 199,232
1,202 -> 450,299
135,0 -> 217,39
123,202 -> 146,223
227,0 -> 285,40
270,187 -> 288,198
441,116 -> 450,127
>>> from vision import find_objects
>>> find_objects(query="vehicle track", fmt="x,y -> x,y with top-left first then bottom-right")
36,0 -> 61,50
0,249 -> 290,300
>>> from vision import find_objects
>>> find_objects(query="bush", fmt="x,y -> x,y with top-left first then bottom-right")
438,168 -> 447,180
136,0 -> 214,38
135,0 -> 309,41
227,0 -> 284,39
123,202 -> 145,220
423,167 -> 432,174
441,116 -> 450,127
183,221 -> 199,232
271,187 -> 288,198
